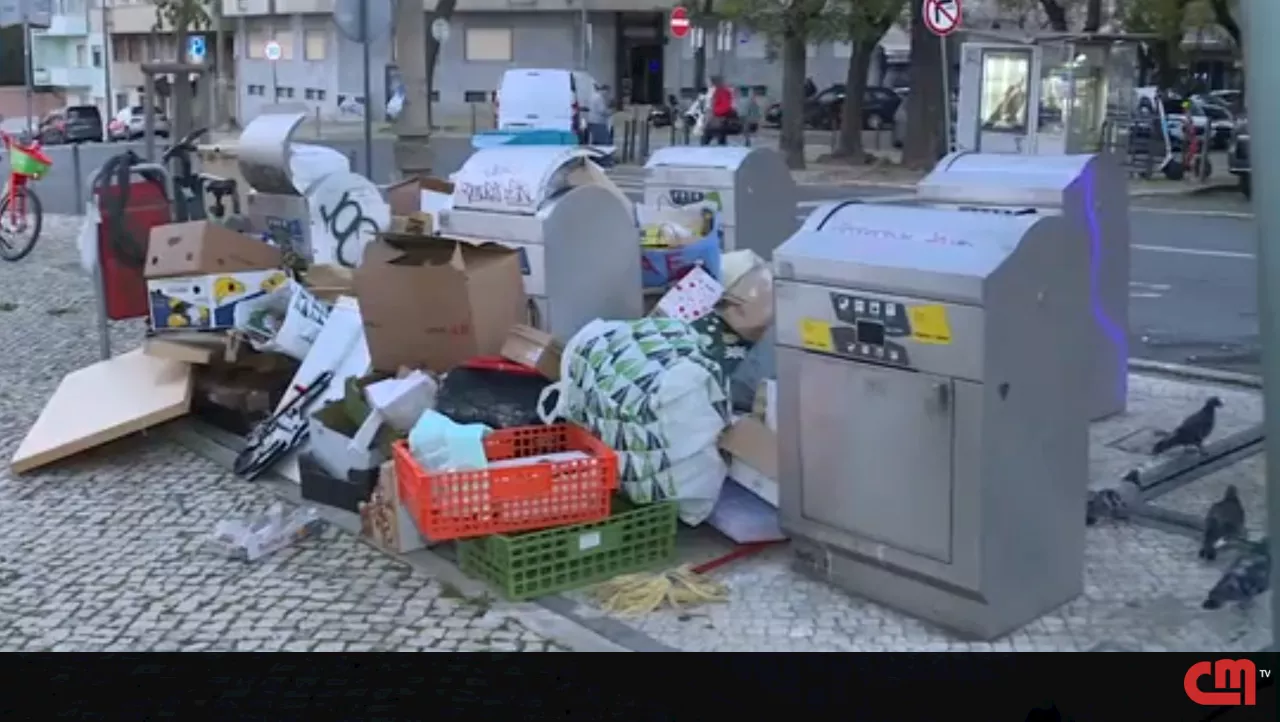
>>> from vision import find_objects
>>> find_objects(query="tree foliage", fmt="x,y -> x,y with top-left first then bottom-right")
153,0 -> 213,38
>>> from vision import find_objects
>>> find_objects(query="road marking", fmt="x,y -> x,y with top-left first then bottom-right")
1132,207 -> 1253,220
1133,243 -> 1254,260
1130,281 -> 1169,299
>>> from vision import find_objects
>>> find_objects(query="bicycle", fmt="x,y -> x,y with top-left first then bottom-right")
0,130 -> 53,262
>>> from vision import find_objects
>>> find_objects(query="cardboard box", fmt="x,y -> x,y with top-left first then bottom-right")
359,461 -> 426,554
386,176 -> 455,216
147,269 -> 289,331
719,416 -> 779,509
500,324 -> 564,380
719,263 -> 774,342
308,399 -> 388,481
354,234 -> 527,374
145,221 -> 283,279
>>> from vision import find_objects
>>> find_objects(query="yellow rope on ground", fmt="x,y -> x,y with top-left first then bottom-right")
588,564 -> 730,617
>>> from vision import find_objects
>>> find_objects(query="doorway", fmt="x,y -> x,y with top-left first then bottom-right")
616,12 -> 665,106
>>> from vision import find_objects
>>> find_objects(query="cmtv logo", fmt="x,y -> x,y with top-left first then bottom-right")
1184,659 -> 1271,706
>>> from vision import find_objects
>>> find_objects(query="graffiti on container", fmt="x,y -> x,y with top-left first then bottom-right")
456,170 -> 536,209
319,189 -> 382,267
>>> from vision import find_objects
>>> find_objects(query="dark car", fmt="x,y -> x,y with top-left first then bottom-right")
1228,118 -> 1250,198
38,105 -> 104,144
764,84 -> 901,130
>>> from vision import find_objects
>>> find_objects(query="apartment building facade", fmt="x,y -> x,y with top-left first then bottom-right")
27,0 -> 108,108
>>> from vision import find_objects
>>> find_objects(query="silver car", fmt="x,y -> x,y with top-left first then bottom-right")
107,106 -> 171,141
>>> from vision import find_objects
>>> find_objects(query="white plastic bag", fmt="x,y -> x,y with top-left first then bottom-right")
538,317 -> 730,525
76,198 -> 100,275
408,410 -> 490,473
207,503 -> 324,562
232,280 -> 330,360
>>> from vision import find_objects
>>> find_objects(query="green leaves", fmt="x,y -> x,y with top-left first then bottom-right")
719,0 -> 904,42
152,0 -> 213,34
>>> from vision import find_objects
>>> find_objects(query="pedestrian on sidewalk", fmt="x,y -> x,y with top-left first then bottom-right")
587,83 -> 612,145
701,76 -> 735,147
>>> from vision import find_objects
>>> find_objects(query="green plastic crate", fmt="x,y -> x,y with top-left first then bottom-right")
457,496 -> 678,601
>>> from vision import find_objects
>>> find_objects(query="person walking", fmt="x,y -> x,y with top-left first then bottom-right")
587,83 -> 612,145
701,76 -> 734,147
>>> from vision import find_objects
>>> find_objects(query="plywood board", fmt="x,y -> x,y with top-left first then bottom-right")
10,349 -> 194,474
143,338 -> 218,365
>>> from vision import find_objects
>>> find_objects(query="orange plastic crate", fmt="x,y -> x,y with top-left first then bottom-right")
392,423 -> 618,541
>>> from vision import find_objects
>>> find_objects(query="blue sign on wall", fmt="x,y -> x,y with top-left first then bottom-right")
188,36 -> 206,61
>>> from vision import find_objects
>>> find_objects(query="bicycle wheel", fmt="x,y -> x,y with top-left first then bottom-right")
0,186 -> 43,262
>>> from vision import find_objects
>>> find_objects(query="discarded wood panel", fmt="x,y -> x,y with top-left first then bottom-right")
10,349 -> 194,474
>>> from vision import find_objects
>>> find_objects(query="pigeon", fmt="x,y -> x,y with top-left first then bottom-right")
1199,484 -> 1245,561
1152,397 -> 1223,455
1202,537 -> 1270,610
1086,470 -> 1141,526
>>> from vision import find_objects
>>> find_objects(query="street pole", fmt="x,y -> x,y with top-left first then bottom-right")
579,1 -> 589,70
940,35 -> 951,154
22,8 -> 33,136
1240,0 -> 1280,654
360,0 -> 373,178
213,0 -> 226,128
100,0 -> 113,119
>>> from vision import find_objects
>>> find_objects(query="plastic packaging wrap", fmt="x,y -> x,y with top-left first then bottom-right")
206,503 -> 325,562
435,367 -> 550,429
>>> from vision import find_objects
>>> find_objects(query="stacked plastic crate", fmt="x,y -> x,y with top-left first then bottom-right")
392,424 -> 679,601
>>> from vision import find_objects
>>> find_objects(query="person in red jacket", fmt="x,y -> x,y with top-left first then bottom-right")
701,75 -> 734,146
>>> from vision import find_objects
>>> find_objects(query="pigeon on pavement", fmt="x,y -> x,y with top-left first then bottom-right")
1199,484 -> 1245,561
1202,537 -> 1270,610
1086,470 -> 1141,526
1152,397 -> 1223,455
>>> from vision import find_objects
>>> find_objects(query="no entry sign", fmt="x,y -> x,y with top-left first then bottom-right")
923,0 -> 961,36
670,6 -> 690,39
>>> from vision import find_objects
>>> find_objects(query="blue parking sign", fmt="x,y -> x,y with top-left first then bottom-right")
188,36 -> 206,61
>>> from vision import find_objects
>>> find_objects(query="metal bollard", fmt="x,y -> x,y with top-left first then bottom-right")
72,144 -> 84,211
470,103 -> 478,134
639,120 -> 650,161
314,106 -> 323,138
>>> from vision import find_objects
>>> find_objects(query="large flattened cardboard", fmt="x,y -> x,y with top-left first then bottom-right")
10,349 -> 194,474
145,221 -> 282,279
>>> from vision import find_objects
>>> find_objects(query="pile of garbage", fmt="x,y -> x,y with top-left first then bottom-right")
8,140 -> 784,606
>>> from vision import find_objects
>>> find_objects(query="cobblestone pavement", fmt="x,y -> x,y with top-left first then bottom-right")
1152,454 -> 1270,540
0,218 -> 567,652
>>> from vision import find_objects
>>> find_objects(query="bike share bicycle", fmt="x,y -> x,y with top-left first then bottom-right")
0,130 -> 54,262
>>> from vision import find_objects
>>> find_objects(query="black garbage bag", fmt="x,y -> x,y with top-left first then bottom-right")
434,364 -> 551,429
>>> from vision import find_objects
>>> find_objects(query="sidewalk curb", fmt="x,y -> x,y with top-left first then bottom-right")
1127,358 -> 1263,389
160,419 -> 633,654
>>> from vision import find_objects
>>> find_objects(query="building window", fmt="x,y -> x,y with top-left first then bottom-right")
276,86 -> 295,99
92,46 -> 103,68
247,28 -> 267,59
304,88 -> 327,101
304,29 -> 326,60
247,84 -> 266,96
315,89 -> 326,101
75,44 -> 87,67
464,28 -> 512,62
115,92 -> 128,110
464,90 -> 489,103
273,31 -> 295,60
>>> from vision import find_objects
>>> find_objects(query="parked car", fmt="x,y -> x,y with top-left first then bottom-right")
764,84 -> 902,130
107,106 -> 171,141
1209,89 -> 1245,115
892,95 -> 907,147
37,105 -> 104,144
1228,117 -> 1250,198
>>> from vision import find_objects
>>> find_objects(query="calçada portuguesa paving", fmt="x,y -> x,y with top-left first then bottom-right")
0,217 -> 1272,652
0,217 -> 580,652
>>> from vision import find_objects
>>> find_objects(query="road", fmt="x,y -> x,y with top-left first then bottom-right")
10,137 -> 1259,376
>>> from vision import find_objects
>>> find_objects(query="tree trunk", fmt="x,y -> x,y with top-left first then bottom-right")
393,0 -> 431,178
1039,0 -> 1070,32
1083,0 -> 1102,32
424,0 -> 458,130
779,27 -> 808,170
834,39 -> 875,160
1209,0 -> 1241,47
903,1 -> 945,168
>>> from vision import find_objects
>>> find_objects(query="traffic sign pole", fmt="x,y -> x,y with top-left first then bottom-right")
923,0 -> 961,154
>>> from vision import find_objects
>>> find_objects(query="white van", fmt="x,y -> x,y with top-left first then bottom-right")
496,68 -> 599,134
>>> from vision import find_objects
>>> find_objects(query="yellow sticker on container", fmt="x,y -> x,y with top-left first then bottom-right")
908,305 -> 953,345
799,318 -> 835,352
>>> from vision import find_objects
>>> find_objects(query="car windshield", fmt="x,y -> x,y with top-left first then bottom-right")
67,107 -> 98,120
